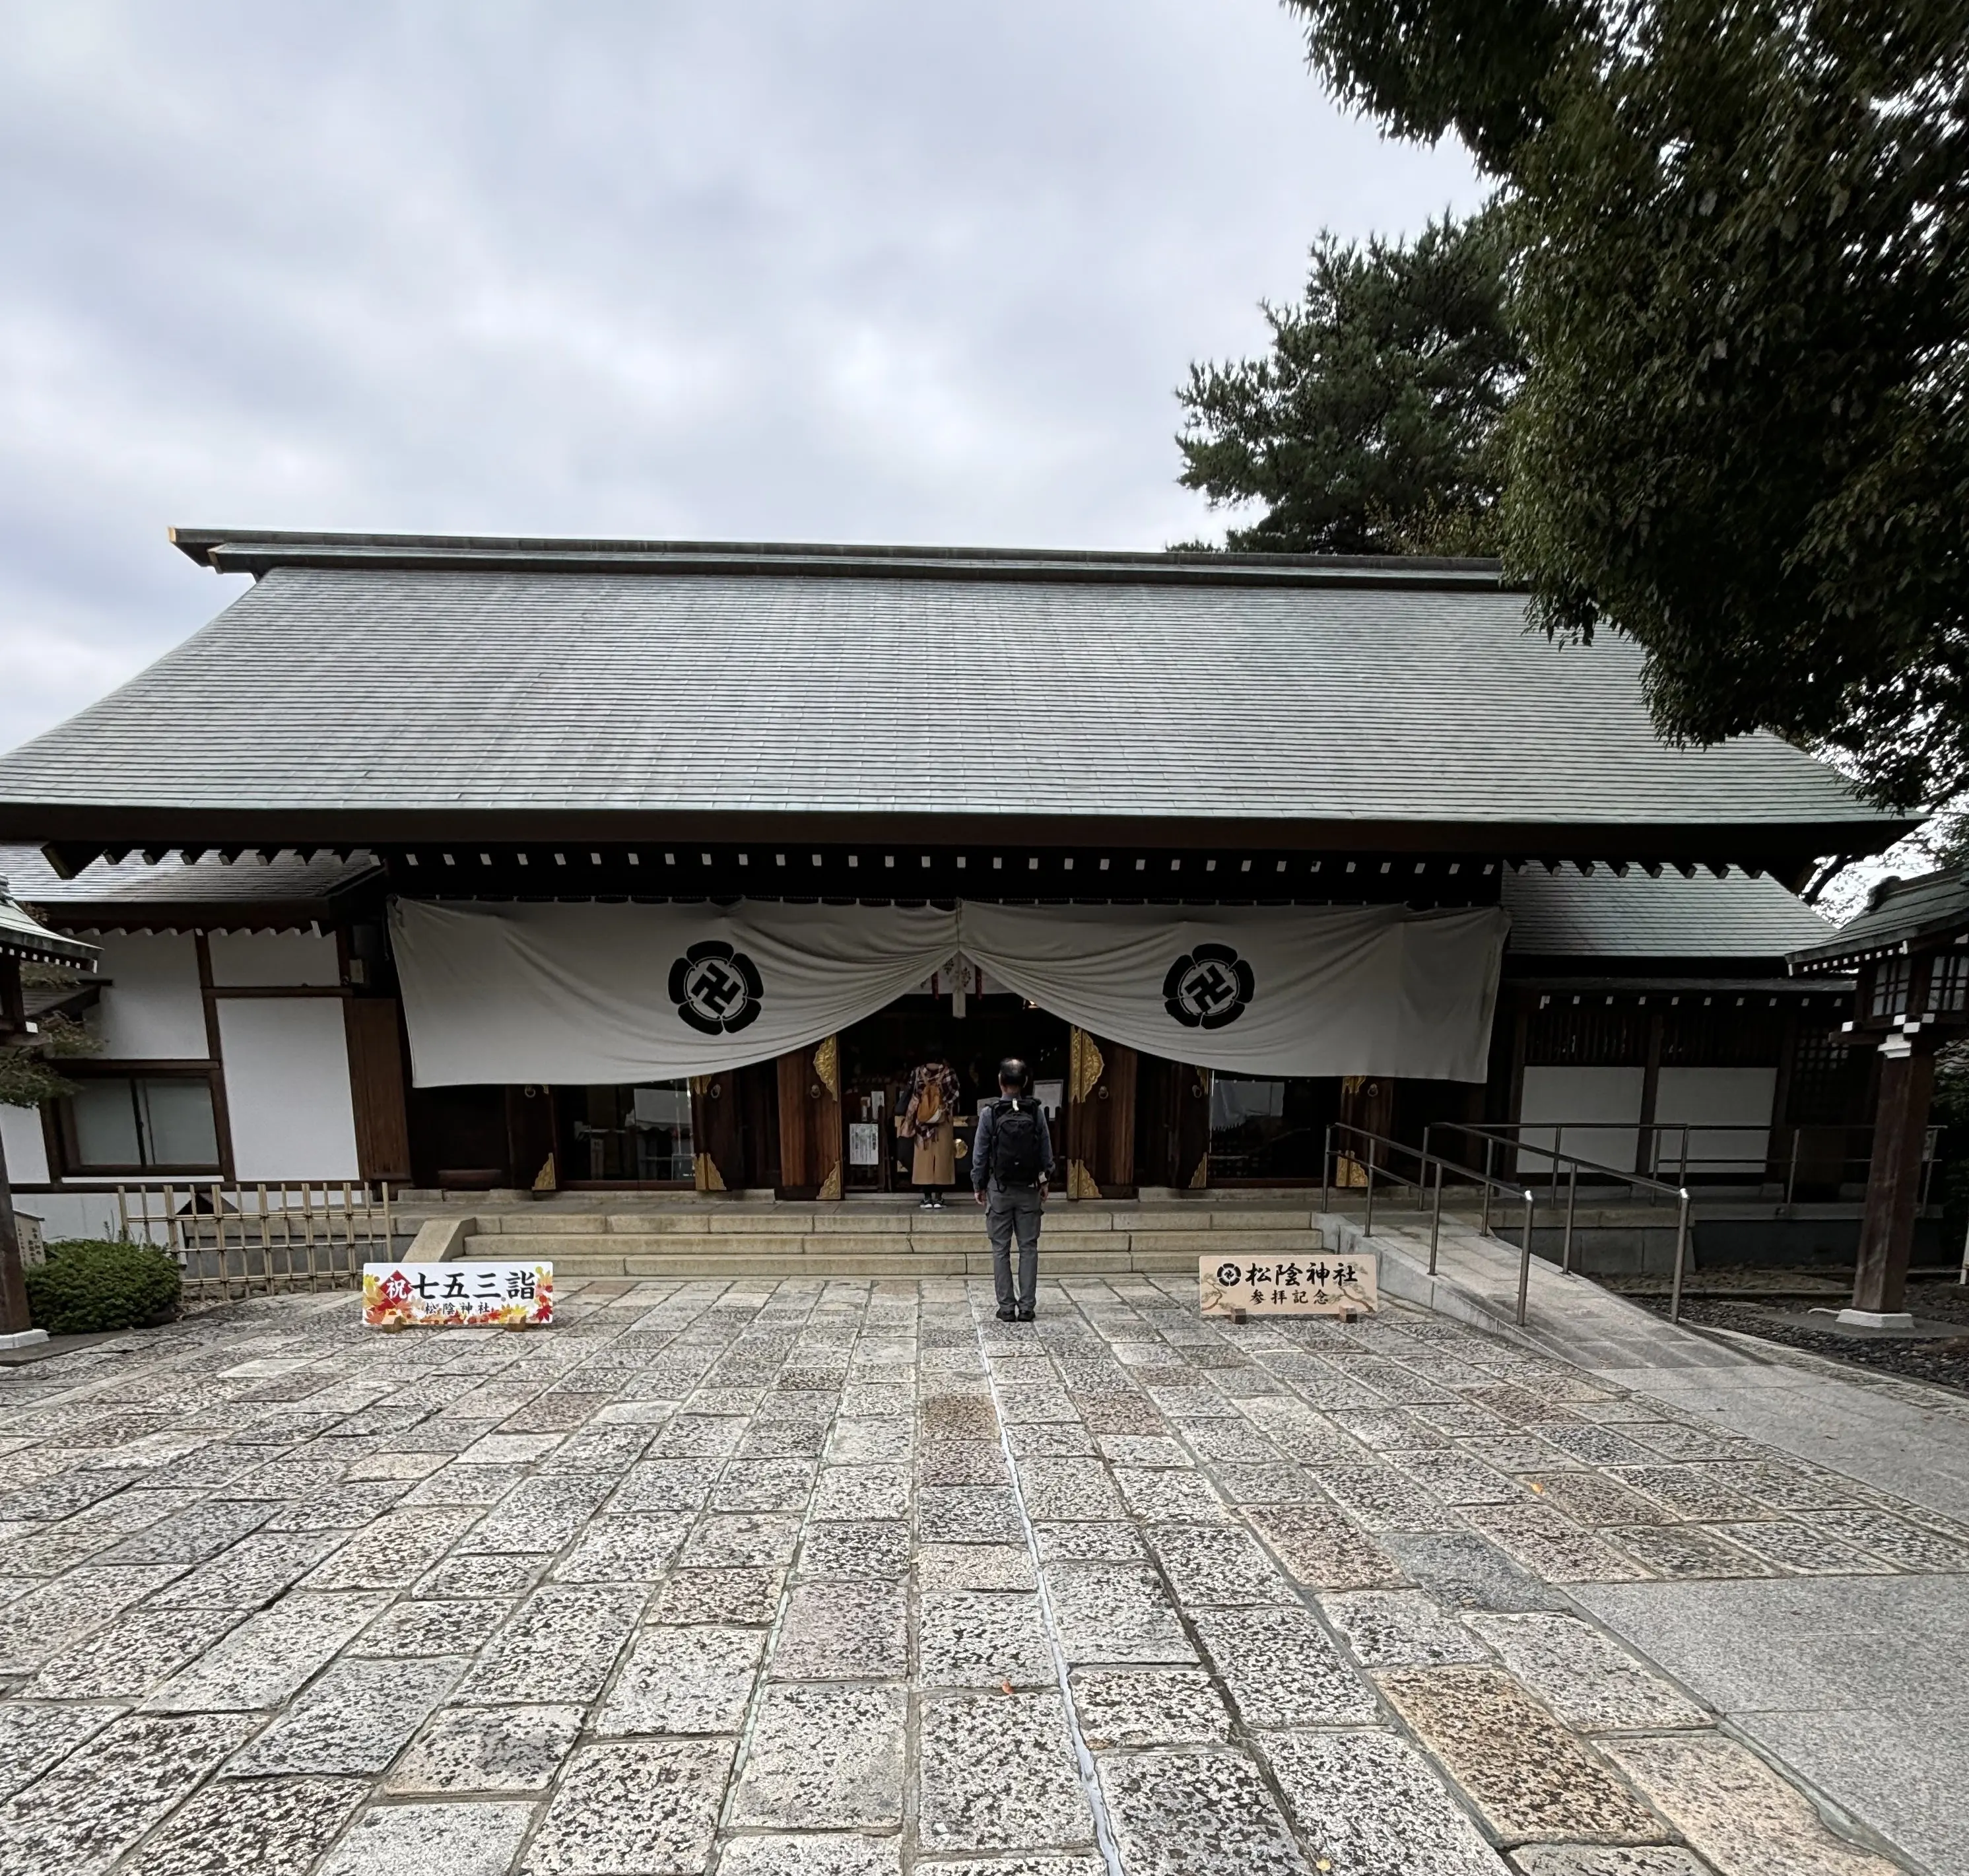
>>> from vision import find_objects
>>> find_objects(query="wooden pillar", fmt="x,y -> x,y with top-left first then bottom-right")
776,1036 -> 844,1200
1638,1009 -> 1664,1178
1337,1073 -> 1393,1183
1177,1064 -> 1211,1190
1129,1056 -> 1209,1189
504,1084 -> 558,1191
0,959 -> 33,1338
690,1071 -> 744,1192
345,999 -> 413,1184
0,1127 -> 30,1338
1852,1034 -> 1935,1316
1065,1028 -> 1136,1199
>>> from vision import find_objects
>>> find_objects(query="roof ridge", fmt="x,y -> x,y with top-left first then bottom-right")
167,527 -> 1505,591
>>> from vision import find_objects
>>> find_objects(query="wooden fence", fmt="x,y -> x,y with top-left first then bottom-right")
115,1181 -> 399,1300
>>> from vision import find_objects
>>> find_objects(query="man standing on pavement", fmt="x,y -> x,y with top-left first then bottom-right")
972,1057 -> 1053,1322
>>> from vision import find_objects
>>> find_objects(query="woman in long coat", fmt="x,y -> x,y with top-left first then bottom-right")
902,1059 -> 960,1209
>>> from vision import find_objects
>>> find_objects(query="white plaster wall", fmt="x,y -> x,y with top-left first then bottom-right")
207,930 -> 341,988
0,1102 -> 51,1184
91,933 -> 209,1059
216,999 -> 360,1180
1653,1065 -> 1778,1176
1518,1064 -> 1647,1174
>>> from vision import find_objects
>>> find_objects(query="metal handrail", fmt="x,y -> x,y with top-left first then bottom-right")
1321,1120 -> 1697,1325
1469,1118 -> 1940,1211
1430,1120 -> 1695,1322
1323,1122 -> 1540,1325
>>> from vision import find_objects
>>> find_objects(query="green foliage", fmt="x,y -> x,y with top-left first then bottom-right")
1504,0 -> 1969,811
1288,0 -> 1589,170
24,1238 -> 182,1335
18,959 -> 83,989
0,1014 -> 99,1109
1929,1042 -> 1969,1253
0,1050 -> 75,1108
1176,214 -> 1523,554
1274,0 -> 1969,811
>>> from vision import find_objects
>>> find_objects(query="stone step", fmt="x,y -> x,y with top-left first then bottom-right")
453,1204 -> 1319,1238
469,1226 -> 1323,1264
544,1246 -> 1205,1279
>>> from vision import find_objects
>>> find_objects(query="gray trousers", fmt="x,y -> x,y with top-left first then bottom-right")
985,1180 -> 1043,1309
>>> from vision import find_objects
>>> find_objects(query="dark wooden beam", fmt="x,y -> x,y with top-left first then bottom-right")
0,958 -> 32,1339
1852,1034 -> 1937,1316
0,801 -> 1916,870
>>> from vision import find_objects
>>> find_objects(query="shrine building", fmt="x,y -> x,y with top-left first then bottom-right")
0,529 -> 1911,1234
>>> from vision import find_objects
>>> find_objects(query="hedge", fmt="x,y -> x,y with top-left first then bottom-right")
24,1237 -> 182,1335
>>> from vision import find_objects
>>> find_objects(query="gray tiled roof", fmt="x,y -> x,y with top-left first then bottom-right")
1502,864 -> 1834,958
0,878 -> 97,966
0,844 -> 380,912
1788,866 -> 1969,970
0,538 -> 1902,842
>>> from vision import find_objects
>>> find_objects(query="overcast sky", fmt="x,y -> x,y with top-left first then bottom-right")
0,1 -> 1483,754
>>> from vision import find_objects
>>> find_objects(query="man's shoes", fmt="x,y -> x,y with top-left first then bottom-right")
995,1305 -> 1018,1322
1016,1306 -> 1036,1322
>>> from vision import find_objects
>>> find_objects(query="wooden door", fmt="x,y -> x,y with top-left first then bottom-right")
776,1035 -> 845,1199
1173,1062 -> 1212,1189
1336,1073 -> 1395,1184
1134,1057 -> 1213,1189
1065,1027 -> 1137,1199
344,998 -> 412,1184
690,1071 -> 745,1192
504,1083 -> 558,1191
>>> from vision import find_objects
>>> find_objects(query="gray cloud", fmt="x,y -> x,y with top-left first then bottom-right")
0,0 -> 1481,753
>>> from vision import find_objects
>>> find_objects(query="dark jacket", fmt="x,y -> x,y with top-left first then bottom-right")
972,1095 -> 1054,1191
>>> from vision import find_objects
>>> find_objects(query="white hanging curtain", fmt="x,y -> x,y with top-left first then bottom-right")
956,900 -> 1506,1083
391,898 -> 959,1086
391,896 -> 1508,1086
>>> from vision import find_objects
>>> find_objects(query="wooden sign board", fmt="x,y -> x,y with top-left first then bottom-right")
1199,1252 -> 1378,1318
364,1261 -> 553,1329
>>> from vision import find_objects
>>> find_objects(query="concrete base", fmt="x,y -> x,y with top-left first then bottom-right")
1834,1306 -> 1918,1331
0,1326 -> 49,1351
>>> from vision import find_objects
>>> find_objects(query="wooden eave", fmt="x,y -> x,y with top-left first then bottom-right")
11,808 -> 1914,891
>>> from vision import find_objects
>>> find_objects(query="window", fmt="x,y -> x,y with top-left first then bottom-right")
1525,1004 -> 1649,1065
1209,1075 -> 1323,1180
63,1075 -> 220,1170
1928,953 -> 1969,1015
566,1083 -> 695,1182
1869,956 -> 1913,1019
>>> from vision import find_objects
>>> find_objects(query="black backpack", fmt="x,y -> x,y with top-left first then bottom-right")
989,1096 -> 1047,1185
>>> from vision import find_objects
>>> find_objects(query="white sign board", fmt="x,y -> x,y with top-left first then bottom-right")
364,1261 -> 553,1328
848,1121 -> 881,1167
1198,1252 -> 1378,1317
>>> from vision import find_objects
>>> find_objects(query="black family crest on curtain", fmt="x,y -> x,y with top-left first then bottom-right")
1162,943 -> 1255,1030
668,941 -> 764,1035
393,898 -> 1507,1084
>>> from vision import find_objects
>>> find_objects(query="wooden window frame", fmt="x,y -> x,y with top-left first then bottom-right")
50,1060 -> 228,1178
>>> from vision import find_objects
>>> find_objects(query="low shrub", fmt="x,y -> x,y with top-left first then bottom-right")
24,1237 -> 182,1335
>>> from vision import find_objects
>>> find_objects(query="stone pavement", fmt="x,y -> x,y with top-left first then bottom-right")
2,1273 -> 1966,1876
1353,1207 -> 1969,1521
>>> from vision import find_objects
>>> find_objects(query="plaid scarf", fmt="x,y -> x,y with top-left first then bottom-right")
904,1062 -> 962,1139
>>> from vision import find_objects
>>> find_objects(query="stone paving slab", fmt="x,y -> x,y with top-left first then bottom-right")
1569,1574 -> 1969,1876
1257,1727 -> 1510,1875
122,1775 -> 370,1876
385,1702 -> 584,1793
0,1273 -> 1955,1875
728,1683 -> 907,1830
